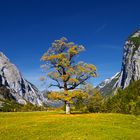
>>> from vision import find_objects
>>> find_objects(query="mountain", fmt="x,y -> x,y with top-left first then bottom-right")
116,29 -> 140,89
0,52 -> 45,106
96,72 -> 120,96
97,29 -> 140,95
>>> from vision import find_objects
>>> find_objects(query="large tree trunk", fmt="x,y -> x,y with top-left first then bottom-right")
66,102 -> 70,114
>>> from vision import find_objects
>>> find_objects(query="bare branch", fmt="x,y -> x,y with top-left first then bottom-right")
49,84 -> 64,89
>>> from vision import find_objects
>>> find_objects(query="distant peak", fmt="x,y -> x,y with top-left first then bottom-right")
0,51 -> 9,61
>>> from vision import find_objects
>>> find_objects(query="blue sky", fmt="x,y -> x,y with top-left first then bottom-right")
0,0 -> 140,90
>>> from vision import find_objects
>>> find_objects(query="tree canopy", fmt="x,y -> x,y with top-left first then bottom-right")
41,37 -> 97,113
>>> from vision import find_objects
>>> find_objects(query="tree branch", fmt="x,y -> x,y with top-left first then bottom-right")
67,76 -> 90,90
49,84 -> 64,89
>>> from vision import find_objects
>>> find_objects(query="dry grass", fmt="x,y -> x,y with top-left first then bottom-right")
0,111 -> 140,140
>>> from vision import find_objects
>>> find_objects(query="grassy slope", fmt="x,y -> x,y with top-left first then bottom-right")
0,111 -> 140,140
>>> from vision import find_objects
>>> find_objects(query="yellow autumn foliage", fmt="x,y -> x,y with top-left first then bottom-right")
48,89 -> 89,103
41,37 -> 97,104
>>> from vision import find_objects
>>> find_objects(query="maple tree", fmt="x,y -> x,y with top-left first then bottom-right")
41,37 -> 97,114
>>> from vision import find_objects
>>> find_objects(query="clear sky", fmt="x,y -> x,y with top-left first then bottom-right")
0,0 -> 140,90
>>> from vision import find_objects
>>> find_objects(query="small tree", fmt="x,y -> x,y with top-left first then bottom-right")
41,37 -> 96,114
74,85 -> 102,113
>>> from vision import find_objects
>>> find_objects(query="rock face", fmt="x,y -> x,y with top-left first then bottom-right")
96,72 -> 120,96
116,29 -> 140,89
97,29 -> 140,95
0,52 -> 44,106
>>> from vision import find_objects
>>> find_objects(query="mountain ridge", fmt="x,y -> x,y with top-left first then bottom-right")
97,29 -> 140,95
0,52 -> 45,106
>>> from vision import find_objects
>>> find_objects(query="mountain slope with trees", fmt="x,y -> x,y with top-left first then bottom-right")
102,80 -> 140,115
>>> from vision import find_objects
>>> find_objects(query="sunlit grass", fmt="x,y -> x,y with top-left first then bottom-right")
0,111 -> 140,140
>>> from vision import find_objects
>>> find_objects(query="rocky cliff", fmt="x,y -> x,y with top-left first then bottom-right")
116,29 -> 140,89
96,72 -> 120,96
97,29 -> 140,95
0,52 -> 45,106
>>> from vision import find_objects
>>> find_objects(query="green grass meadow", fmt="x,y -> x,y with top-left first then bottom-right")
0,111 -> 140,140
